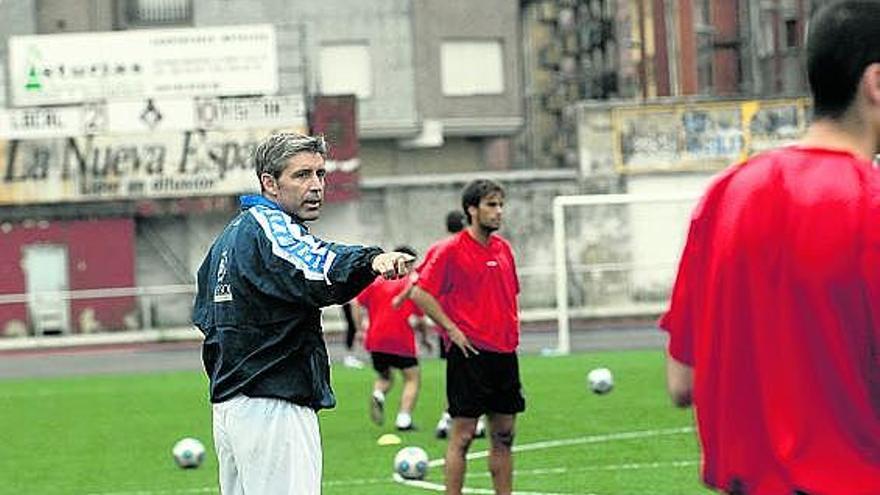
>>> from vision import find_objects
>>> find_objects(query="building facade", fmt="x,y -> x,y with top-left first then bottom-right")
0,0 -> 544,337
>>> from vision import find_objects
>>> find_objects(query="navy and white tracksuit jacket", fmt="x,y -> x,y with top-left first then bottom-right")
193,195 -> 382,410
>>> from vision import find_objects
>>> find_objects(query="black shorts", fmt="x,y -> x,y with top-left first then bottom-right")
446,346 -> 526,418
438,334 -> 448,360
371,352 -> 418,374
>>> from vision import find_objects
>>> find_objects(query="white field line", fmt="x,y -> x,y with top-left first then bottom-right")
398,426 -> 695,495
393,472 -> 586,495
85,426 -> 696,495
465,460 -> 699,479
327,459 -> 699,489
427,426 -> 694,467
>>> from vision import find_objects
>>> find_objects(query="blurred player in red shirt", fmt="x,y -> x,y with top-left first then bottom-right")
353,245 -> 431,431
661,2 -> 880,494
412,179 -> 524,495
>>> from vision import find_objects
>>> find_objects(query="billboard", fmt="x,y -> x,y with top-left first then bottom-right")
610,98 -> 811,174
0,95 -> 306,139
8,24 -> 278,107
0,128 -> 298,205
0,106 -> 86,140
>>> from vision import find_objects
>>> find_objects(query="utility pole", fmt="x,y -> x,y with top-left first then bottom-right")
746,0 -> 763,95
664,0 -> 680,96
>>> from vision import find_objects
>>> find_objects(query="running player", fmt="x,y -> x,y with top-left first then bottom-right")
353,246 -> 432,431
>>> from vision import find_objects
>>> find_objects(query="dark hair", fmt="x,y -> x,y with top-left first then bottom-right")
445,210 -> 466,233
253,132 -> 327,191
461,179 -> 505,224
393,245 -> 418,258
807,1 -> 880,119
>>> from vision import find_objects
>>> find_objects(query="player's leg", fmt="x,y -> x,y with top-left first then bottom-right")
435,333 -> 452,438
212,400 -> 245,495
435,410 -> 452,439
370,353 -> 393,425
445,416 -> 478,495
486,413 -> 516,495
444,345 -> 485,494
219,395 -> 322,494
342,302 -> 356,350
484,351 -> 526,495
341,303 -> 363,368
474,415 -> 486,438
397,363 -> 420,430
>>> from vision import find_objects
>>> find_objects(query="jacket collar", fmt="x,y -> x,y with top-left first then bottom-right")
240,194 -> 281,211
239,194 -> 309,230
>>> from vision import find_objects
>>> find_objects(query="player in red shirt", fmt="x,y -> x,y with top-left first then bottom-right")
353,246 -> 431,431
391,210 -> 489,439
411,179 -> 524,495
661,2 -> 880,494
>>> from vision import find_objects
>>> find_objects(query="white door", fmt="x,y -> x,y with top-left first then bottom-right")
22,244 -> 71,335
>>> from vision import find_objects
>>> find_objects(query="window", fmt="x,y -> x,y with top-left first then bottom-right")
319,44 -> 372,99
441,41 -> 504,96
785,19 -> 799,48
758,17 -> 775,57
120,0 -> 192,27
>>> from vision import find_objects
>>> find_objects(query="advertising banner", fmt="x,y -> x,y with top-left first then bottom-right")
0,95 -> 306,139
0,106 -> 86,140
0,127 -> 308,205
8,24 -> 278,106
611,98 -> 810,174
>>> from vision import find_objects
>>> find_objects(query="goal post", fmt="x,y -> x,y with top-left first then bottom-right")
552,192 -> 702,354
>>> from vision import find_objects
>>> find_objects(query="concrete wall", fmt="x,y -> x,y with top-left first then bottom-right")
35,0 -> 115,33
135,213 -> 230,328
361,137 -> 485,177
138,173 -> 585,327
412,0 -> 522,135
626,173 -> 709,300
194,0 -> 419,138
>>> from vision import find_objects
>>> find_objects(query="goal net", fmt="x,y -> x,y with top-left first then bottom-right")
552,193 -> 701,354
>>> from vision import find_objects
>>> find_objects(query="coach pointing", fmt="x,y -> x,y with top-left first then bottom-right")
193,132 -> 413,495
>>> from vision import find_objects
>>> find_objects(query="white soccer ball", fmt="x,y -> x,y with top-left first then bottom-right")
394,446 -> 429,480
587,367 -> 614,394
172,437 -> 206,469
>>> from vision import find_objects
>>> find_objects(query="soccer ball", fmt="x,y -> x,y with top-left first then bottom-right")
172,437 -> 206,469
393,446 -> 429,480
587,367 -> 614,394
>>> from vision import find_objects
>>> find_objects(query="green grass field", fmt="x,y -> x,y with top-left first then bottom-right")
0,349 -> 712,495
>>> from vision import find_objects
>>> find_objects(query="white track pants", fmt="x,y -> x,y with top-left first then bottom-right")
212,395 -> 322,495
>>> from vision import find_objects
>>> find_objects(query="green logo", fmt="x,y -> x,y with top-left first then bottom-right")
25,66 -> 42,91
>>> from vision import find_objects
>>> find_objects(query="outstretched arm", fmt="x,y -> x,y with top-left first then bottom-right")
350,301 -> 367,345
391,274 -> 418,309
665,355 -> 693,407
409,286 -> 478,357
411,315 -> 433,354
246,208 -> 414,308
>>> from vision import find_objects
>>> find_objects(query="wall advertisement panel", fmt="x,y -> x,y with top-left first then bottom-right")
0,128 -> 297,205
8,24 -> 278,107
611,98 -> 811,174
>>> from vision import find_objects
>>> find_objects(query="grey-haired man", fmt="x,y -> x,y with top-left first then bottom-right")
193,132 -> 413,494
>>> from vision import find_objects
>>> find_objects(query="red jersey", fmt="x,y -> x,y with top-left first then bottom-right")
418,242 -> 443,273
660,146 -> 880,494
356,277 -> 423,357
415,239 -> 451,342
417,230 -> 520,353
